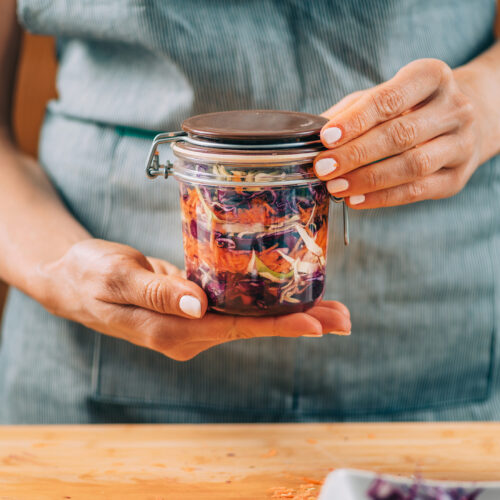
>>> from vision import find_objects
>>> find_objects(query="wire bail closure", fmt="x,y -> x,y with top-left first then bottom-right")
145,131 -> 186,179
331,195 -> 350,246
145,131 -> 349,246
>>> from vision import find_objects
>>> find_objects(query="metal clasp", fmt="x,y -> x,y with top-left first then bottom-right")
331,196 -> 349,246
145,131 -> 187,179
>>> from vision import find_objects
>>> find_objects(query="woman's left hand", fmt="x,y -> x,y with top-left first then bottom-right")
314,58 -> 484,208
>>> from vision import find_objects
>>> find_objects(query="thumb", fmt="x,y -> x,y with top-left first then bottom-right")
113,261 -> 208,318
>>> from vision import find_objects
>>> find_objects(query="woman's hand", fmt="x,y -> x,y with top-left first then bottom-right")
314,58 -> 492,208
37,239 -> 351,361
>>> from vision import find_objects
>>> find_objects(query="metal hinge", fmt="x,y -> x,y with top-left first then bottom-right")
145,131 -> 186,180
146,151 -> 173,179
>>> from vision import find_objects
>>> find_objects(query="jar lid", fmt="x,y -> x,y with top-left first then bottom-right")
182,110 -> 328,143
146,110 -> 327,186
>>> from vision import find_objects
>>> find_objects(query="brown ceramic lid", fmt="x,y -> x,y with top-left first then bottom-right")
182,110 -> 327,141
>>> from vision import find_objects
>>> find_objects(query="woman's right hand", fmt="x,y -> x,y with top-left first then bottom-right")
36,239 -> 351,361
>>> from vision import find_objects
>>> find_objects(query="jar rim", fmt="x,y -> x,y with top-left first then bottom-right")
171,145 -> 322,187
172,141 -> 321,165
172,169 -> 322,187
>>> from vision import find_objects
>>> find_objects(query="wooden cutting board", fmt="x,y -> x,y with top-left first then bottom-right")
1,423 -> 500,499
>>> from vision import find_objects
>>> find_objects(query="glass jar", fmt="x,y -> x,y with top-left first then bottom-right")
145,110 -> 344,316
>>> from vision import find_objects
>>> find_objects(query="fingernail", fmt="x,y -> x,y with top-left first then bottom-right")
303,334 -> 324,338
322,127 -> 342,146
349,194 -> 365,205
327,178 -> 349,193
328,331 -> 351,336
315,158 -> 337,177
179,295 -> 202,318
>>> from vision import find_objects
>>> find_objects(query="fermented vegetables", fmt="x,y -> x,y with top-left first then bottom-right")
146,110 -> 334,316
367,478 -> 483,500
178,162 -> 329,316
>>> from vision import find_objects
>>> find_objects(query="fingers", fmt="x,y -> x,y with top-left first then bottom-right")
108,308 -> 324,355
314,94 -> 459,181
179,301 -> 351,341
346,167 -> 464,209
146,257 -> 183,276
314,59 -> 477,210
100,298 -> 351,361
321,89 -> 367,119
305,305 -> 351,335
147,302 -> 350,343
101,260 -> 208,319
177,304 -> 352,358
317,300 -> 351,319
319,59 -> 452,148
325,134 -> 460,198
203,312 -> 325,340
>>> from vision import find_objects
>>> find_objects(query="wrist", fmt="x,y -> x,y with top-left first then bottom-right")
31,235 -> 93,313
0,142 -> 92,306
454,61 -> 500,164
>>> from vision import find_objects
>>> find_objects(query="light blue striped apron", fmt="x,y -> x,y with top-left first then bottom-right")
1,0 -> 498,423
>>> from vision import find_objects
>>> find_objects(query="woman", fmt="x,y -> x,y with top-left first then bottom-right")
0,0 -> 498,423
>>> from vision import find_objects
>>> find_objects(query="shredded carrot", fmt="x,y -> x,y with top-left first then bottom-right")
179,182 -> 329,313
259,251 -> 293,274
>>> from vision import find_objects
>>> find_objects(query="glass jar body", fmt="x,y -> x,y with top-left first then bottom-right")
176,159 -> 330,316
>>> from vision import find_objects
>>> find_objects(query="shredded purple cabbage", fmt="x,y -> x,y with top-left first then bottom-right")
368,478 -> 483,500
178,162 -> 330,315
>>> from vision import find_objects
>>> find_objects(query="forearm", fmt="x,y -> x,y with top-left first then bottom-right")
0,130 -> 90,301
0,0 -> 90,301
454,40 -> 500,164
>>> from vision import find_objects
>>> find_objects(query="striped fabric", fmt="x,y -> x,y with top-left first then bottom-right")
1,0 -> 498,423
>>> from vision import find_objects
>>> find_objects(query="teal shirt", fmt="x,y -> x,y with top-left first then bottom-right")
2,0 -> 499,423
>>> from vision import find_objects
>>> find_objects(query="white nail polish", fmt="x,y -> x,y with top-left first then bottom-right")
349,194 -> 365,205
303,334 -> 324,338
328,331 -> 351,336
179,295 -> 202,318
315,158 -> 337,177
327,178 -> 349,193
322,127 -> 342,145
